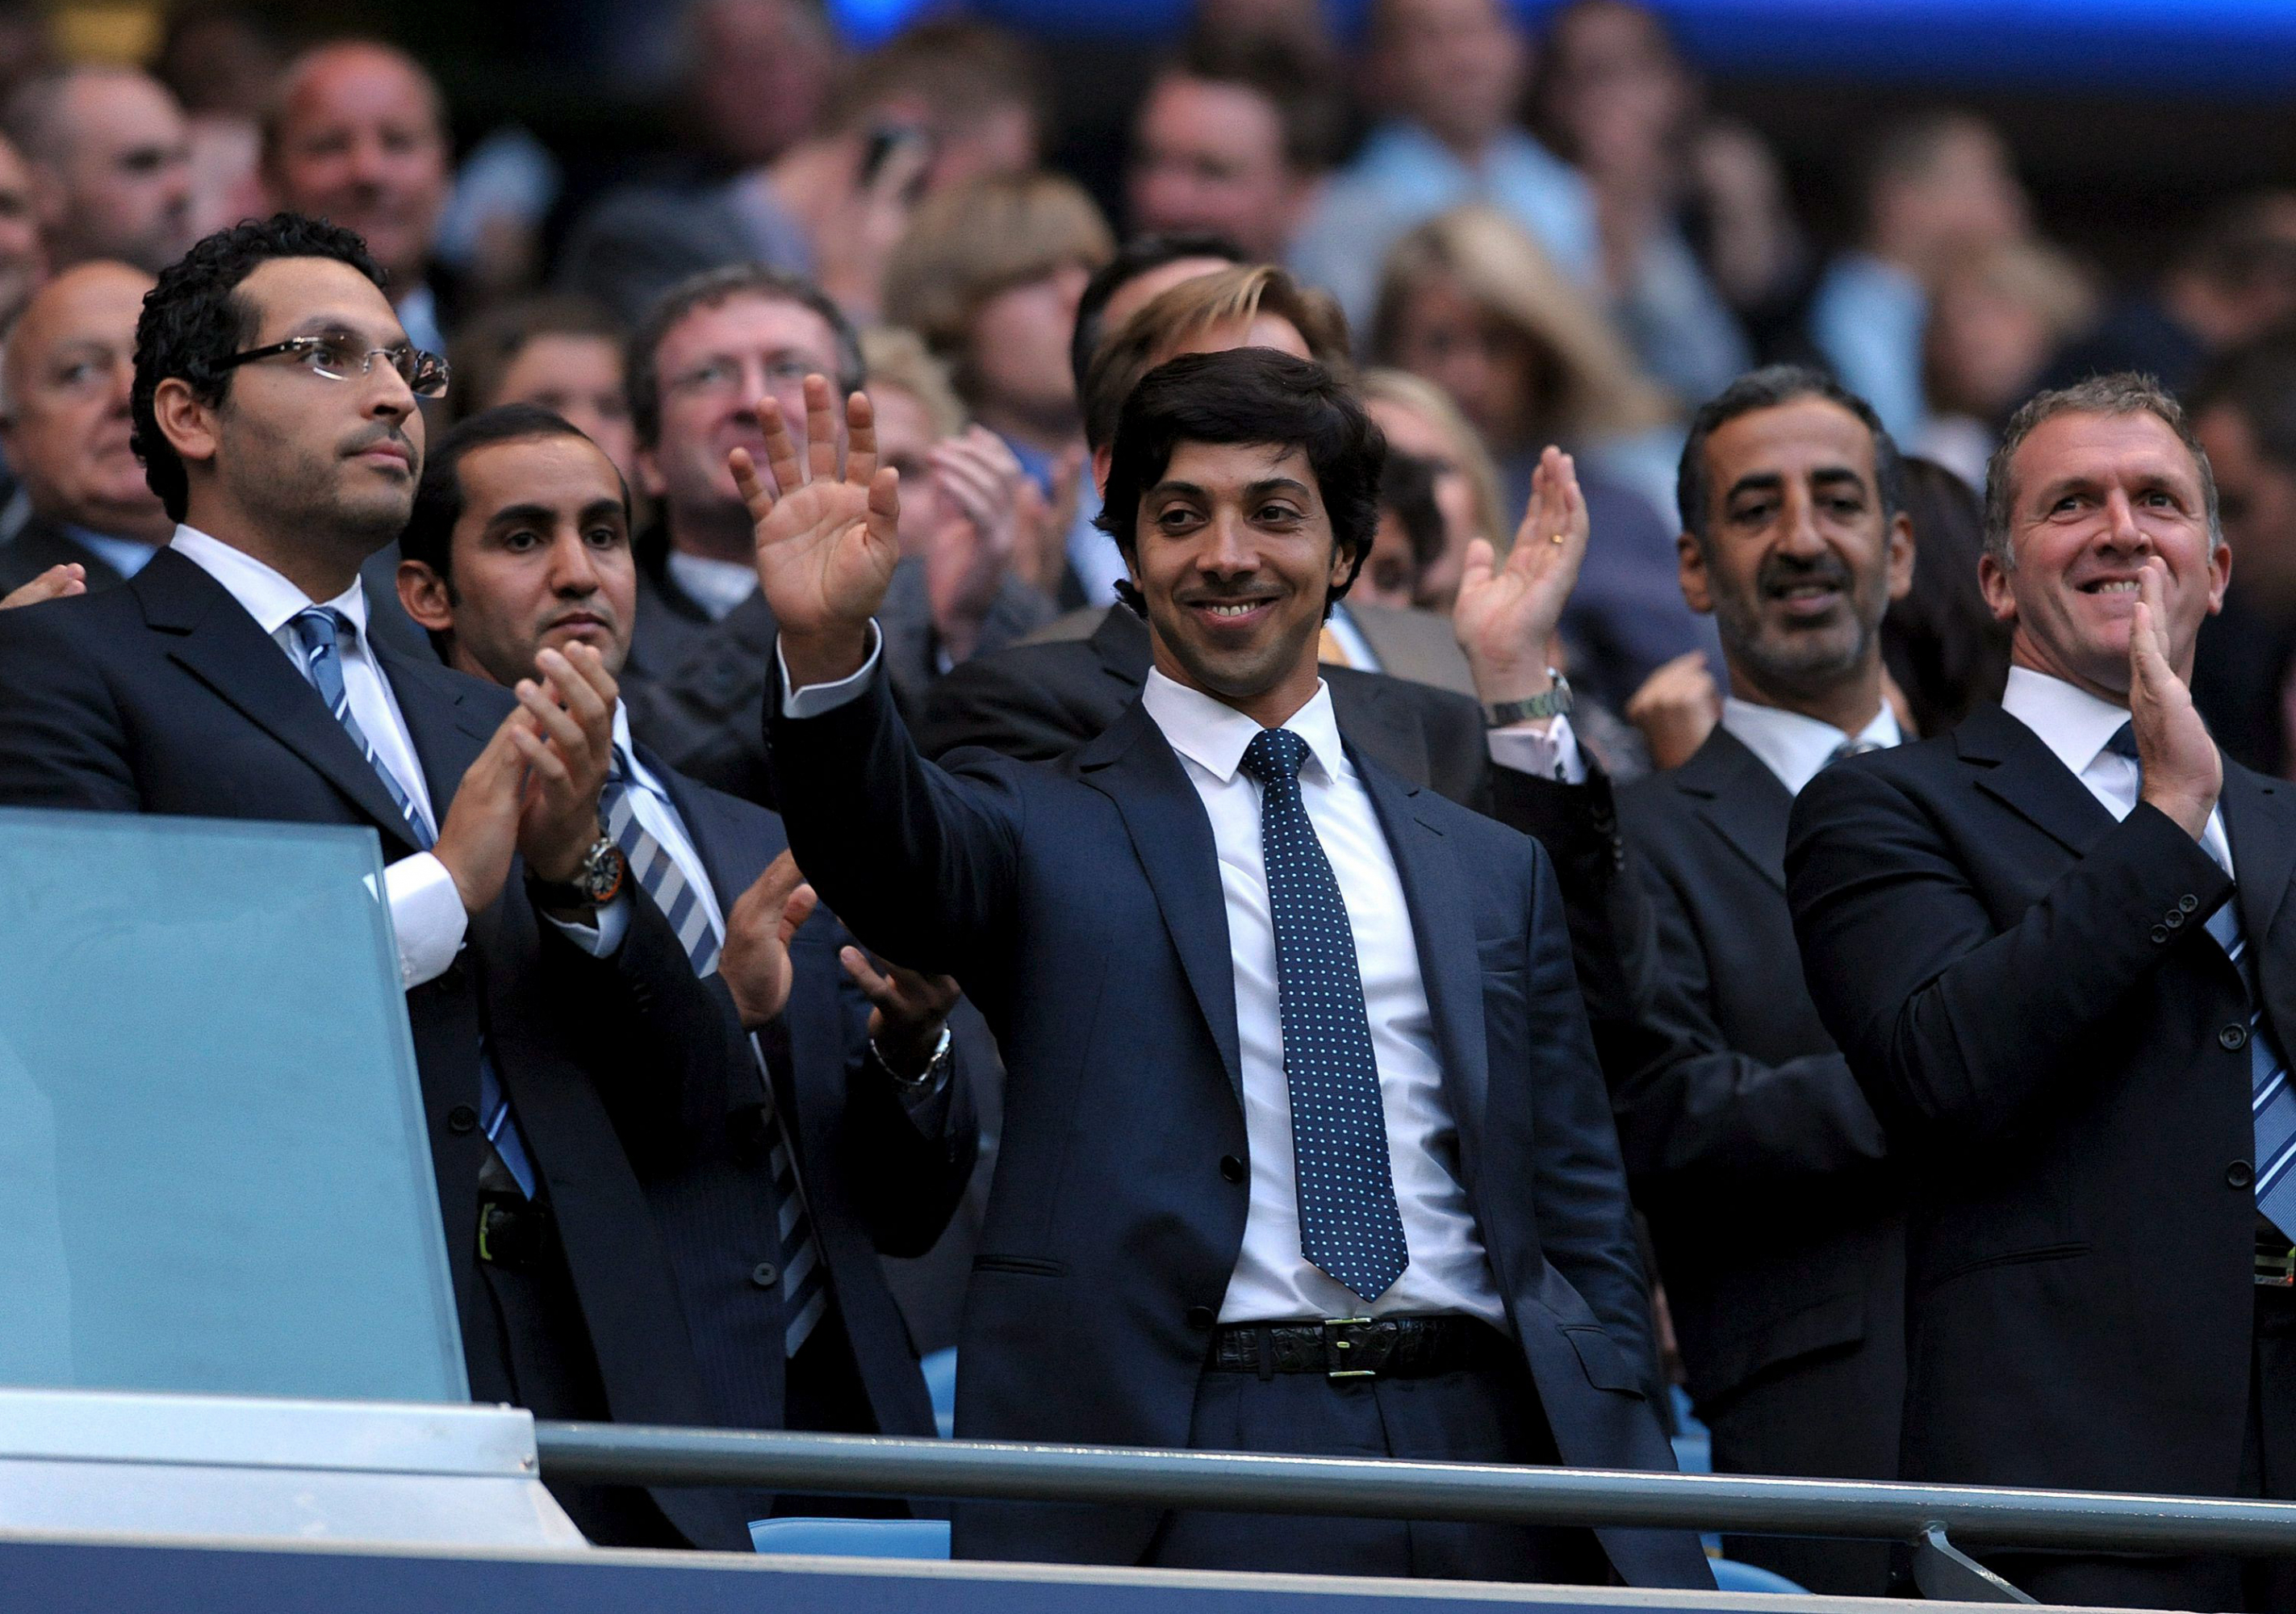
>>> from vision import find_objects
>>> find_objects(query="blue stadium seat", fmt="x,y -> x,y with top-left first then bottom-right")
1669,1386 -> 1713,1475
922,1347 -> 957,1440
1709,1558 -> 1813,1595
748,1518 -> 951,1558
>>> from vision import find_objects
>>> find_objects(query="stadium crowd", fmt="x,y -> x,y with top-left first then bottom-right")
2,1 -> 2295,1608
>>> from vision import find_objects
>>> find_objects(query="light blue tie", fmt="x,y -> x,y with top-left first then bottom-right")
2108,722 -> 2296,1239
603,750 -> 826,1353
1240,727 -> 1409,1303
285,606 -> 536,1199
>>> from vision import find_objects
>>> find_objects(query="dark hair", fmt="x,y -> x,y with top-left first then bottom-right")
1982,372 -> 2219,567
1677,365 -> 1905,552
399,403 -> 621,584
2188,328 -> 2296,475
1154,27 -> 1344,174
1880,456 -> 2010,734
447,292 -> 625,424
1094,348 -> 1382,613
131,212 -> 385,522
627,263 -> 864,449
1069,229 -> 1245,403
1379,448 -> 1447,575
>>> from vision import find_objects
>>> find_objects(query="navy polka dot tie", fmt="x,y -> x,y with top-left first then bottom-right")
1240,727 -> 1410,1302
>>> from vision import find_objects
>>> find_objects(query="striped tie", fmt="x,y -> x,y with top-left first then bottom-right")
2108,723 -> 2296,1239
282,607 -> 536,1198
603,749 -> 827,1354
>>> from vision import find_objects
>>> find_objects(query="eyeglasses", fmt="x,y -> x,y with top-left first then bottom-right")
219,335 -> 450,398
668,353 -> 822,400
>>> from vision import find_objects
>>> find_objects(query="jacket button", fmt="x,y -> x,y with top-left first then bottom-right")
1185,1305 -> 1215,1330
2151,925 -> 2170,944
445,1104 -> 478,1134
2165,909 -> 2185,930
1219,1155 -> 1245,1184
751,1261 -> 780,1289
2181,894 -> 2201,914
2229,1160 -> 2256,1190
2223,1024 -> 2251,1051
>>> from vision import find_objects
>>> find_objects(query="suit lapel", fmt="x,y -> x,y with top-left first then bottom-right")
2224,765 -> 2296,961
382,650 -> 497,823
139,550 -> 427,852
1957,700 -> 2117,857
1076,703 -> 1243,1106
1327,671 -> 1432,789
1355,750 -> 1489,1152
1675,728 -> 1794,893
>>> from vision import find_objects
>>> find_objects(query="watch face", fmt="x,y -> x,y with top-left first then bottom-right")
579,840 -> 624,901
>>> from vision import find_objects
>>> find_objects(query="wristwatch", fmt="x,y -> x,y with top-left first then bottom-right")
1483,671 -> 1573,729
871,1024 -> 953,1088
529,834 -> 627,912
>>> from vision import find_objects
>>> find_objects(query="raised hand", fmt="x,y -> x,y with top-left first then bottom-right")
734,373 -> 901,686
434,706 -> 541,914
508,641 -> 617,884
2129,558 -> 2220,838
720,850 -> 820,1029
840,945 -> 961,1078
0,562 -> 86,609
1625,650 -> 1721,771
1452,445 -> 1590,709
924,425 -> 1029,662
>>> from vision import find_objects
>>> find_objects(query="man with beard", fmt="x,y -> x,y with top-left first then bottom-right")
2,67 -> 194,277
1484,366 -> 1915,1594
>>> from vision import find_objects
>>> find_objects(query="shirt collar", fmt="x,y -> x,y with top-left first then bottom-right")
663,548 -> 757,623
1721,695 -> 1901,798
1140,667 -> 1348,787
2000,664 -> 2135,780
166,522 -> 370,640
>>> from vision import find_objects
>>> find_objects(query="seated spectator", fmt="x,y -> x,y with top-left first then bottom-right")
1880,456 -> 2009,736
0,260 -> 168,597
1805,110 -> 2028,443
1288,0 -> 1597,334
1358,366 -> 1508,610
1371,203 -> 1717,709
2,66 -> 193,276
1681,118 -> 1815,365
0,130 -> 43,349
448,294 -> 637,487
261,41 -> 456,356
883,171 -> 1114,498
2040,190 -> 2296,399
560,17 -> 1043,325
155,5 -> 278,241
1918,240 -> 2097,489
1528,0 -> 1750,404
2188,335 -> 2296,776
1126,29 -> 1339,265
1361,448 -> 1445,612
680,0 -> 842,174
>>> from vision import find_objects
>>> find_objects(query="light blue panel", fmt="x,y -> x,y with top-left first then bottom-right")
0,809 -> 464,1404
750,1519 -> 951,1559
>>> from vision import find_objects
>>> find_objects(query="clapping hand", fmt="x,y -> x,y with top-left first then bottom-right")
720,850 -> 822,1029
734,374 -> 901,687
1625,651 -> 1721,771
2129,558 -> 2220,838
509,642 -> 617,884
923,424 -> 1029,663
1452,445 -> 1590,709
841,946 -> 960,1079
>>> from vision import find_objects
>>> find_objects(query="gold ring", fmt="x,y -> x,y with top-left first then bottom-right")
1549,532 -> 1566,546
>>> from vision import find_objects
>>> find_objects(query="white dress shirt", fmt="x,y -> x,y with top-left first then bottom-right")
169,524 -> 466,988
2001,665 -> 2234,876
1139,671 -> 1507,1326
666,550 -> 759,623
1721,696 -> 1901,799
607,705 -> 726,939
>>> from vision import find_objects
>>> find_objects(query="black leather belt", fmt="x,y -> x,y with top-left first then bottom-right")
1208,1315 -> 1500,1379
477,1191 -> 553,1271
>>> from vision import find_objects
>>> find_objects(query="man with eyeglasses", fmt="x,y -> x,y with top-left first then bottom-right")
0,215 -> 793,1549
0,261 -> 169,596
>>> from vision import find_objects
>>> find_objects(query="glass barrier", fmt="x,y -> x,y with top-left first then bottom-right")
0,808 -> 466,1403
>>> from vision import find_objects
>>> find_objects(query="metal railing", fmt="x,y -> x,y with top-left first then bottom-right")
534,1420 -> 2296,1604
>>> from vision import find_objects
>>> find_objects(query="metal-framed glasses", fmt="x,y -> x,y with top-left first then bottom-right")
219,335 -> 450,398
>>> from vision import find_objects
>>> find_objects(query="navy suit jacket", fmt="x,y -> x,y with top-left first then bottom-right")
767,663 -> 1708,1588
1788,701 -> 2296,1499
0,547 -> 753,1546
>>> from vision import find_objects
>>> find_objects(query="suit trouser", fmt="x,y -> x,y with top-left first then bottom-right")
1987,1282 -> 2296,1612
1706,1336 -> 1901,1595
1140,1329 -> 1612,1584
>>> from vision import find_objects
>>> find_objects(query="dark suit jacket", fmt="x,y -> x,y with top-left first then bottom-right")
627,750 -> 977,1506
766,664 -> 1708,1589
0,547 -> 757,1547
916,603 -> 1496,810
1788,700 -> 2293,1499
0,513 -> 145,596
625,547 -> 1052,805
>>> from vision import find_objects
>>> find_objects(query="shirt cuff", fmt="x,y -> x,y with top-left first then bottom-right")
385,852 -> 469,989
542,889 -> 633,957
777,621 -> 883,718
1487,713 -> 1587,784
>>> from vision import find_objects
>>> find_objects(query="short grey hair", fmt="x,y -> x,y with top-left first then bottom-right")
1982,373 -> 2221,568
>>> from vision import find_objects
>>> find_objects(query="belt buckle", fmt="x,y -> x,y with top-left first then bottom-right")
1321,1315 -> 1379,1379
2257,1242 -> 2295,1288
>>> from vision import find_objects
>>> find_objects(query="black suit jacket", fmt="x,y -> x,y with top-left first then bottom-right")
766,664 -> 1708,1589
0,513 -> 142,596
0,547 -> 755,1546
917,603 -> 1496,810
1788,700 -> 2293,1499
